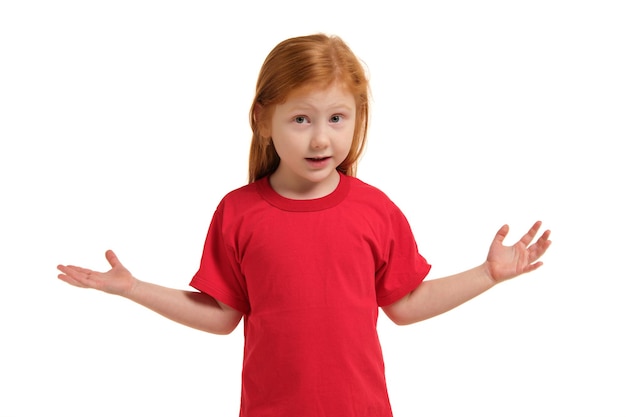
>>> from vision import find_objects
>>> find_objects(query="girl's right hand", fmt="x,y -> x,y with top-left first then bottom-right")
57,250 -> 136,297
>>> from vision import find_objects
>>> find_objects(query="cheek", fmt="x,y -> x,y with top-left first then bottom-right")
271,134 -> 297,159
339,129 -> 355,153
272,125 -> 307,151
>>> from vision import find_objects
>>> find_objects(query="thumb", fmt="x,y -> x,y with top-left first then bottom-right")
493,224 -> 510,245
105,249 -> 122,269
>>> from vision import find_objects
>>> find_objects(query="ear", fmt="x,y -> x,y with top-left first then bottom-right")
254,103 -> 271,138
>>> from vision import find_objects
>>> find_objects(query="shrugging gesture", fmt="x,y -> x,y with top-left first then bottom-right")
383,220 -> 551,325
57,250 -> 242,334
56,34 -> 555,416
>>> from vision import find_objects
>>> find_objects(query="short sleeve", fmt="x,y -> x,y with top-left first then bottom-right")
189,202 -> 250,314
375,204 -> 431,307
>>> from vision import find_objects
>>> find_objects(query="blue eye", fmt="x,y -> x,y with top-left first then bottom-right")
330,114 -> 343,123
294,116 -> 308,124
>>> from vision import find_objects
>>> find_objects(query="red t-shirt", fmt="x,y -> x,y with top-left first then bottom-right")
191,173 -> 431,417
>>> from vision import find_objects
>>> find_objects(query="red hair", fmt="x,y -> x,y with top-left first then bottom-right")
248,34 -> 370,183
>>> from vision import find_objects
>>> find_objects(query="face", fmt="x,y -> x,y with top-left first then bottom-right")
264,83 -> 356,199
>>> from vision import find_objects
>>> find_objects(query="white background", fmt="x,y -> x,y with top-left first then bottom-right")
1,1 -> 624,416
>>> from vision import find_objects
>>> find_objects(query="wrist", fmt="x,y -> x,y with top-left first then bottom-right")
481,262 -> 498,286
122,276 -> 141,299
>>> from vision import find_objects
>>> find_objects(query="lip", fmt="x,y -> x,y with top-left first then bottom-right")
305,156 -> 331,168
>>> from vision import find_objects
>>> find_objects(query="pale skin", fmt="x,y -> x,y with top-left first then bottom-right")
382,221 -> 551,325
57,221 -> 551,333
57,84 -> 552,333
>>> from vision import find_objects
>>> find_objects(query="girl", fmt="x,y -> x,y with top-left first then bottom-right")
57,34 -> 551,417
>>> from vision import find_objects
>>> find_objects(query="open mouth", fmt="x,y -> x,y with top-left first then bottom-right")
306,156 -> 330,161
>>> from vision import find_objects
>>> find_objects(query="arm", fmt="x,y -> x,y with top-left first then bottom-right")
57,250 -> 243,335
383,221 -> 551,325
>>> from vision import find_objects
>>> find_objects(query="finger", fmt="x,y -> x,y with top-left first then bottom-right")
519,221 -> 542,247
57,273 -> 89,289
493,224 -> 509,244
539,229 -> 552,243
57,264 -> 94,285
62,265 -> 92,275
57,264 -> 90,287
105,250 -> 121,269
523,261 -> 544,274
529,231 -> 552,260
536,229 -> 552,248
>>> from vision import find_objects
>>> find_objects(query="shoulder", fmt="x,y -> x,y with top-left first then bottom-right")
221,181 -> 259,203
214,181 -> 265,217
339,175 -> 412,231
345,175 -> 397,209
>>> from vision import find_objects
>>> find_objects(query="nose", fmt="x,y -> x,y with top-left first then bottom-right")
310,124 -> 330,149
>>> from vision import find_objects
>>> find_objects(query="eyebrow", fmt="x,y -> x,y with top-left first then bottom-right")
284,101 -> 354,112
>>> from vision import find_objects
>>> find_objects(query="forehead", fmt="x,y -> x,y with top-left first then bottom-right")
281,83 -> 356,109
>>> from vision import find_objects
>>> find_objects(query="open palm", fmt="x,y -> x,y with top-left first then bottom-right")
486,221 -> 552,283
57,250 -> 136,296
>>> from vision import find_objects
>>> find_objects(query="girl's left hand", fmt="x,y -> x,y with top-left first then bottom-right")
485,221 -> 552,283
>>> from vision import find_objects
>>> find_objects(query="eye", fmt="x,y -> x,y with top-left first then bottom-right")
329,114 -> 343,123
294,116 -> 309,124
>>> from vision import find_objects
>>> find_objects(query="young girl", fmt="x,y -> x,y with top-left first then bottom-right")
57,34 -> 551,417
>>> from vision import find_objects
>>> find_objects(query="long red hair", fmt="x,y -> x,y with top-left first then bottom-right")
248,34 -> 370,183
